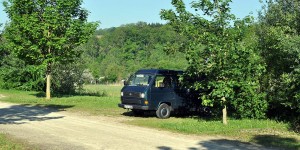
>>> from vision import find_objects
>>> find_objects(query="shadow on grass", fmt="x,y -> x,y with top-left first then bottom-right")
251,135 -> 300,150
158,139 -> 274,150
32,91 -> 107,98
121,110 -> 219,121
122,110 -> 157,118
197,139 -> 269,150
174,112 -> 220,122
0,104 -> 73,124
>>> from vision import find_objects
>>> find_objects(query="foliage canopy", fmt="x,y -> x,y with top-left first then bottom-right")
161,0 -> 267,119
3,0 -> 98,98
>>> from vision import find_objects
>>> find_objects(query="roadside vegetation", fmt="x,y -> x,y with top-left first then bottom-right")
0,85 -> 299,149
0,133 -> 35,150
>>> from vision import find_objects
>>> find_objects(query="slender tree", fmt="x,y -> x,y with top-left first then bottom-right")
3,0 -> 98,99
161,0 -> 267,124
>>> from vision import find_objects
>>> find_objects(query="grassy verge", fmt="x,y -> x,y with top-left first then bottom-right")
0,133 -> 34,150
126,117 -> 300,149
0,85 -> 299,149
0,85 -> 123,116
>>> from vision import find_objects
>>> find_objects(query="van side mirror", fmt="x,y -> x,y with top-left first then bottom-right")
122,80 -> 128,85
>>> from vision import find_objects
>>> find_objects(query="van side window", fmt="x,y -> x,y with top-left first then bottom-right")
154,75 -> 174,88
154,76 -> 164,88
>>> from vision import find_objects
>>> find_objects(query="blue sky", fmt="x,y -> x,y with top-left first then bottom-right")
1,0 -> 262,29
82,0 -> 263,29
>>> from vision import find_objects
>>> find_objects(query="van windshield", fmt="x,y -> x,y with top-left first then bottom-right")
127,74 -> 153,86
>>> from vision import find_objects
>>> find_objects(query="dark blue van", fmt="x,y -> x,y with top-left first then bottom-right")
118,69 -> 202,119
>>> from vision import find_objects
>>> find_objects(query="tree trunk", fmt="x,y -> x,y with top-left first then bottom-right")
222,97 -> 228,125
46,74 -> 51,99
45,29 -> 52,100
222,104 -> 227,125
46,63 -> 51,100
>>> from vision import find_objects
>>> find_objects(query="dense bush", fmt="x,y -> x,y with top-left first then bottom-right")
51,60 -> 85,95
0,54 -> 45,91
257,0 -> 300,132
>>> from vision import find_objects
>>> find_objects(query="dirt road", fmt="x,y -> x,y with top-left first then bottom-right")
0,101 -> 272,150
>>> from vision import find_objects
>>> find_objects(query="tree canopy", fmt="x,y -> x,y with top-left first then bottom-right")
3,0 -> 98,98
161,0 -> 267,123
80,22 -> 188,83
257,0 -> 300,130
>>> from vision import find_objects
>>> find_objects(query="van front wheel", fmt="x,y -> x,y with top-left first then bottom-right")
156,103 -> 171,119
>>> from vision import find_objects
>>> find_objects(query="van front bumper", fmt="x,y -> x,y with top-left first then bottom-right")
118,104 -> 149,110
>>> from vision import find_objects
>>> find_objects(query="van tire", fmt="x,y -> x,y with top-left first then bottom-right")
156,103 -> 171,119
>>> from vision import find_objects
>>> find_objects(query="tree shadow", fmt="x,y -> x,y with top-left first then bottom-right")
251,135 -> 300,150
0,104 -> 73,124
122,110 -> 157,118
32,91 -> 106,98
196,139 -> 271,150
121,110 -> 219,121
157,146 -> 172,150
173,112 -> 220,122
157,139 -> 275,150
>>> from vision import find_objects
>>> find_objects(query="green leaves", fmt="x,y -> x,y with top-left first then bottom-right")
257,1 -> 300,126
162,0 -> 267,119
2,0 -> 98,97
3,0 -> 98,65
78,23 -> 188,83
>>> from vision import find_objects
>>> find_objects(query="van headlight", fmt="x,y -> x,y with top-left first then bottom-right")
121,92 -> 123,96
140,93 -> 145,98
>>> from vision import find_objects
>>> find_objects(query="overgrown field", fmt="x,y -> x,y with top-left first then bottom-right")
0,85 -> 299,149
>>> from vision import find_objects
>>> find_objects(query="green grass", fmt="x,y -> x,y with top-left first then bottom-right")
83,84 -> 122,97
0,133 -> 34,150
0,85 -> 123,116
127,117 -> 300,149
0,85 -> 299,149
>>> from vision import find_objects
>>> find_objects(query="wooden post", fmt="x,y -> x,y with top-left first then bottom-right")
222,97 -> 227,125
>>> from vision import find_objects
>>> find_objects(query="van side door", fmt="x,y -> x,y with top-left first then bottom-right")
150,75 -> 176,109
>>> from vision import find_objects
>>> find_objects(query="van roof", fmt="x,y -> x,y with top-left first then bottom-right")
136,69 -> 183,75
